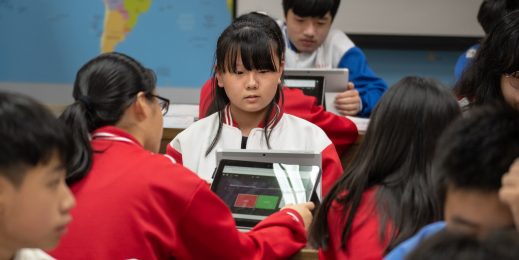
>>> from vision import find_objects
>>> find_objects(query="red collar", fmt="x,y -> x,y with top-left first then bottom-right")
223,104 -> 284,129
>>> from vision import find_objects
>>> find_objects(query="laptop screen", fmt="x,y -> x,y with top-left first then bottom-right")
211,160 -> 321,226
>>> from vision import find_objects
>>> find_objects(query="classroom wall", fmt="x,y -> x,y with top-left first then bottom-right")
0,1 -> 481,106
364,49 -> 463,88
237,0 -> 485,37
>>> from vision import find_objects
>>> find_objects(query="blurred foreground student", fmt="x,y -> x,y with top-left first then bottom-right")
406,229 -> 519,260
385,105 -> 519,260
169,13 -> 343,195
0,92 -> 75,260
455,10 -> 519,111
454,0 -> 519,80
50,52 -> 314,260
198,12 -> 358,157
309,77 -> 461,259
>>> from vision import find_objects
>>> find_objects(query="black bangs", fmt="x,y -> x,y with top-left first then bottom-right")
290,0 -> 337,18
218,27 -> 280,74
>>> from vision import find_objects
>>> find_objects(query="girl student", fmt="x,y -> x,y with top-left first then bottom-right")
309,77 -> 461,259
49,52 -> 314,259
197,12 -> 359,157
167,12 -> 343,196
455,10 -> 519,111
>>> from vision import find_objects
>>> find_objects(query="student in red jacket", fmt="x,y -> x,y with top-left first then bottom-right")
169,12 -> 343,196
49,52 -> 314,260
309,77 -> 461,259
198,12 -> 358,157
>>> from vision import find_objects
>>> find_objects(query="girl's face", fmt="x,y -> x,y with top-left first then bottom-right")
216,52 -> 283,120
501,73 -> 519,110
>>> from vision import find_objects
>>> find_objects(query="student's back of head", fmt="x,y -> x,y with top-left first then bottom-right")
310,76 -> 461,254
434,104 -> 519,235
60,52 -> 158,184
0,91 -> 75,257
406,230 -> 519,260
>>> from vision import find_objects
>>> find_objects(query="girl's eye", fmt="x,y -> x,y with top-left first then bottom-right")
259,70 -> 270,73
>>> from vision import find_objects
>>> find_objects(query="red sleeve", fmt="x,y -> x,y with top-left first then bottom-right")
321,144 -> 344,197
166,144 -> 183,165
283,88 -> 358,156
199,78 -> 215,119
174,182 -> 307,259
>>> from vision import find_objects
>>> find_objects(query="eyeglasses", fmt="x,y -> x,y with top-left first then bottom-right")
504,71 -> 519,90
151,94 -> 170,116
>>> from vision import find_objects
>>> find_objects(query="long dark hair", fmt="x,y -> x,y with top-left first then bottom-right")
60,52 -> 157,185
205,12 -> 285,155
455,10 -> 519,106
310,76 -> 461,252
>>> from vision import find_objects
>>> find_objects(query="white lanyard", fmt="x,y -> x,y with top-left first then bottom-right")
92,132 -> 138,146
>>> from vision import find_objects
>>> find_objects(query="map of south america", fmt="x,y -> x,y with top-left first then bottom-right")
101,0 -> 152,53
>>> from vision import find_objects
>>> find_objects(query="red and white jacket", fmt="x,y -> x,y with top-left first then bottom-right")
198,78 -> 358,156
50,126 -> 307,260
168,106 -> 344,196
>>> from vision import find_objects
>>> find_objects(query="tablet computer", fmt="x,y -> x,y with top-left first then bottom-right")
211,149 -> 322,230
284,68 -> 349,115
283,75 -> 325,105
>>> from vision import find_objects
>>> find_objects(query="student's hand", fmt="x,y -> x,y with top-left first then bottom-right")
334,82 -> 361,116
499,158 -> 519,229
283,202 -> 315,231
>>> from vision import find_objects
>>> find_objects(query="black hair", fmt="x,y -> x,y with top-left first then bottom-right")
205,12 -> 285,155
478,0 -> 519,34
434,104 -> 519,193
406,229 -> 519,260
60,52 -> 157,185
0,91 -> 73,186
310,76 -> 461,252
455,10 -> 519,106
282,0 -> 341,20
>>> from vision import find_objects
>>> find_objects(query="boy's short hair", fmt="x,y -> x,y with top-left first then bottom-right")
406,229 -> 519,260
434,104 -> 519,192
282,0 -> 341,20
0,91 -> 73,186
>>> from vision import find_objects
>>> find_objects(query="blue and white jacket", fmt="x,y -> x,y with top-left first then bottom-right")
279,23 -> 388,117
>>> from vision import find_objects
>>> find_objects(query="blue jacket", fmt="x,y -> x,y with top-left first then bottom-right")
384,221 -> 446,260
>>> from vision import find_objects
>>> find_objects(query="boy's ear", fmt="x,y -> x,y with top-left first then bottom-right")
215,72 -> 225,88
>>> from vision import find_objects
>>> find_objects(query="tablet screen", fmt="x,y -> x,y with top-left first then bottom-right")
211,160 -> 320,222
284,75 -> 324,105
